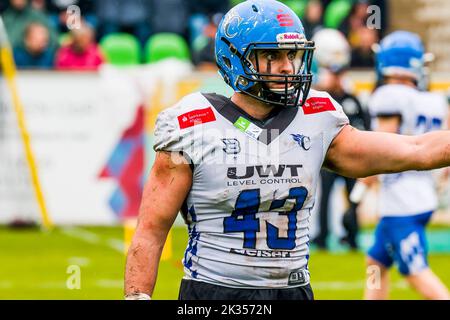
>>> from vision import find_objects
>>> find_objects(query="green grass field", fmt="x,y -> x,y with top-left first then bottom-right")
0,225 -> 448,299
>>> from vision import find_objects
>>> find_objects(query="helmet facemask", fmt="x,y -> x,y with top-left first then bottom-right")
237,41 -> 315,108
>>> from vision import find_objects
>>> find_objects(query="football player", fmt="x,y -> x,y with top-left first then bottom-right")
357,31 -> 449,300
311,28 -> 370,250
125,0 -> 450,300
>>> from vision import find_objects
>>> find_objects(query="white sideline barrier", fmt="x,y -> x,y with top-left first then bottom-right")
0,71 -> 141,224
0,61 -> 192,225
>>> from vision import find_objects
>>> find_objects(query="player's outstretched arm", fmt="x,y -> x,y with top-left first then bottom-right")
324,125 -> 450,178
124,151 -> 192,299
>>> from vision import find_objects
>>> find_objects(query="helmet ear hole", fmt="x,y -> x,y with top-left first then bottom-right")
222,73 -> 231,85
252,4 -> 259,12
222,56 -> 232,69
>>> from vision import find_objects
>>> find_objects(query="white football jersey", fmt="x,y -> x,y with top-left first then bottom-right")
153,90 -> 348,288
369,84 -> 448,217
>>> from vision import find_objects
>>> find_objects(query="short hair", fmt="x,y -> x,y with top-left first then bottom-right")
24,22 -> 48,38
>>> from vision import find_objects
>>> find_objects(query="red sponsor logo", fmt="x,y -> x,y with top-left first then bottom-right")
302,97 -> 336,115
277,13 -> 294,27
177,107 -> 216,129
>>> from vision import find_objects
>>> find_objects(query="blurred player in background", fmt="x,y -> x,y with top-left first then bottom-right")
312,29 -> 370,250
124,0 -> 450,300
353,31 -> 450,300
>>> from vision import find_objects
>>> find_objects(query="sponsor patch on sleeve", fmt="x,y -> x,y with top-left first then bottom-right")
302,97 -> 336,115
177,107 -> 216,129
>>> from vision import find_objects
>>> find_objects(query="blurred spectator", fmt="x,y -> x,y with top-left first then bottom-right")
312,28 -> 370,250
371,0 -> 388,38
95,0 -> 152,47
188,0 -> 229,47
2,0 -> 58,49
151,0 -> 189,41
55,22 -> 103,70
31,0 -> 45,10
13,22 -> 55,68
302,0 -> 324,39
45,0 -> 97,34
338,0 -> 370,45
336,0 -> 378,68
350,27 -> 378,68
192,13 -> 221,70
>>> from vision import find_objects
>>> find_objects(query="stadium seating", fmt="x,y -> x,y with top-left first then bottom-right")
324,0 -> 353,29
99,33 -> 141,66
230,0 -> 245,7
58,33 -> 71,46
144,33 -> 190,63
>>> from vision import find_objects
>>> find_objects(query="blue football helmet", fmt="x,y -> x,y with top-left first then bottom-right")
215,0 -> 315,107
376,31 -> 425,84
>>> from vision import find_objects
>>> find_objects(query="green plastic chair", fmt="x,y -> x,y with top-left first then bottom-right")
230,0 -> 245,7
99,33 -> 141,66
58,33 -> 71,46
145,33 -> 190,63
324,0 -> 353,29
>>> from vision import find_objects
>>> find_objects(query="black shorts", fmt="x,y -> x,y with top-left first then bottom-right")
178,279 -> 314,300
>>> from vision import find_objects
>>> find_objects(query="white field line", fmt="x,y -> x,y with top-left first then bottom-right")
60,227 -> 101,244
67,256 -> 91,267
37,281 -> 67,289
0,281 -> 13,289
107,239 -> 125,253
95,279 -> 123,288
60,227 -> 124,254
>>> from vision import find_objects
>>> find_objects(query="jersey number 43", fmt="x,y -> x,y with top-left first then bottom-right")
223,187 -> 308,250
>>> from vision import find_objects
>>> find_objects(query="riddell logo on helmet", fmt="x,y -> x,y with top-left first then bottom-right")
277,33 -> 304,43
284,34 -> 300,40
